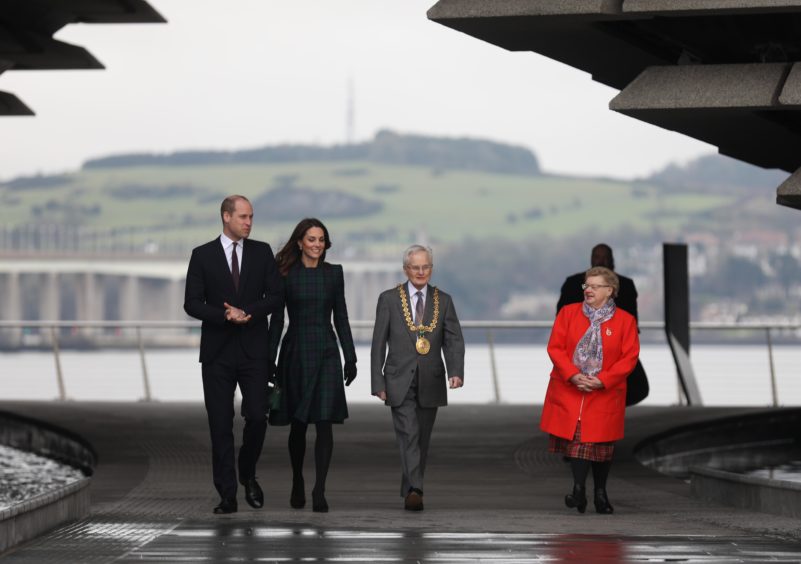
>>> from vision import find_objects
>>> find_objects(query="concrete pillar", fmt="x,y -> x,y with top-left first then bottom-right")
343,270 -> 360,320
5,272 -> 22,320
76,272 -> 104,321
3,272 -> 22,347
168,279 -> 183,321
40,272 -> 60,322
119,276 -> 140,322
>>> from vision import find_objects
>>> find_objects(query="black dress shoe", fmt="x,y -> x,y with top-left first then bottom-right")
213,498 -> 238,514
242,477 -> 264,509
290,477 -> 306,509
564,483 -> 587,514
404,488 -> 424,511
594,489 -> 614,514
312,488 -> 328,513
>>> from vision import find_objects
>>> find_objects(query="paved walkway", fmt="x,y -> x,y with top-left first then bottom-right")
1,401 -> 800,562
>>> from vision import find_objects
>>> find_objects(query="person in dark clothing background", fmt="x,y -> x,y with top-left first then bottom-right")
556,243 -> 648,405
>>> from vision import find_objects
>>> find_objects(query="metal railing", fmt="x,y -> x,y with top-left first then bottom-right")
0,319 -> 799,405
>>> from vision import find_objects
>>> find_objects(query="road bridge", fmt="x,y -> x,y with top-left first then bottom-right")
0,258 -> 399,345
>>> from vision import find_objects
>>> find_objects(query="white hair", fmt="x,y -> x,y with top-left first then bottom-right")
403,244 -> 433,267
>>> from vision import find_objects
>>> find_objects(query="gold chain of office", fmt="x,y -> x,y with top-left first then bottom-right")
398,285 -> 439,355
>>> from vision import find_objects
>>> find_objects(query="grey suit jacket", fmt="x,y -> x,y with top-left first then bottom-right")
370,283 -> 465,408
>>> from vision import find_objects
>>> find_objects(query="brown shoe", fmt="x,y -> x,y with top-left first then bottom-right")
404,489 -> 424,511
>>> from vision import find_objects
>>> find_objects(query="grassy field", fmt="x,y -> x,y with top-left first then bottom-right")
0,161 -> 732,251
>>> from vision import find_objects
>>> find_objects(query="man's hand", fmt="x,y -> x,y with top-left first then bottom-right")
449,376 -> 463,389
374,390 -> 387,401
224,302 -> 251,324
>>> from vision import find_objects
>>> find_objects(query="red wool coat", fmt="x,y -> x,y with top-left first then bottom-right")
539,302 -> 640,443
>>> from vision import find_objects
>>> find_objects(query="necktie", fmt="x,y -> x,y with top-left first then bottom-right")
415,291 -> 424,326
231,242 -> 240,291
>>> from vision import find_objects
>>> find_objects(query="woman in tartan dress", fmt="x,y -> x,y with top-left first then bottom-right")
540,266 -> 639,514
268,218 -> 357,513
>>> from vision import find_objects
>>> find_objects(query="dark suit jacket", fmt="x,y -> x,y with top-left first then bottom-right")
184,237 -> 283,364
370,283 -> 464,408
556,271 -> 638,321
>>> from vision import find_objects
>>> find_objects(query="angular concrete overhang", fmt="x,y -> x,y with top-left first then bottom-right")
776,167 -> 801,209
610,63 -> 801,172
0,0 -> 165,115
428,0 -> 801,209
0,60 -> 31,115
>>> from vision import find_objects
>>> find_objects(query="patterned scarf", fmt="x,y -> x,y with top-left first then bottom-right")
572,300 -> 616,377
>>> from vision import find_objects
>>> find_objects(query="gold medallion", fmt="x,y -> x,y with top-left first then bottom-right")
398,284 -> 440,356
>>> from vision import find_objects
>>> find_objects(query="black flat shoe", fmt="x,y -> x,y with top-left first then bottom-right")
242,477 -> 264,509
290,477 -> 306,509
312,489 -> 328,513
594,489 -> 614,514
213,497 -> 238,514
564,484 -> 587,514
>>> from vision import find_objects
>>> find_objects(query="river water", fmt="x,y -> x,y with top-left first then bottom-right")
0,343 -> 798,406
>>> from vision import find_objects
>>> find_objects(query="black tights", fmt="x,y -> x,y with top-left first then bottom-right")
570,458 -> 611,491
289,420 -> 333,494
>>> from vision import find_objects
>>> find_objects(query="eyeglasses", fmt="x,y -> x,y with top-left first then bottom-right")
405,264 -> 432,273
582,283 -> 611,291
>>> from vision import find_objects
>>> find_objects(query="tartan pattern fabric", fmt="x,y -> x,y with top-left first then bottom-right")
548,421 -> 615,462
268,262 -> 356,425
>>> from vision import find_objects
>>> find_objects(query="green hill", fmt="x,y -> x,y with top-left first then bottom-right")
0,160 -> 731,252
0,132 -> 788,257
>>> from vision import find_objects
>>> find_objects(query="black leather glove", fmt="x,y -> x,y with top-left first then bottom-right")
344,361 -> 357,386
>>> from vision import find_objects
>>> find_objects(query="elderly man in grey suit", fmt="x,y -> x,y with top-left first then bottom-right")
371,244 -> 465,511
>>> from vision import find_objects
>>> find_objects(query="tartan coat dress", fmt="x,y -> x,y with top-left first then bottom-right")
267,261 -> 356,425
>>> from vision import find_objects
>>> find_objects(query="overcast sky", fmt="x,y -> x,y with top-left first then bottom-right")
0,0 -> 714,181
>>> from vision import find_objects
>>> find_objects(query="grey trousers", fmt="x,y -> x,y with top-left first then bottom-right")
390,375 -> 438,497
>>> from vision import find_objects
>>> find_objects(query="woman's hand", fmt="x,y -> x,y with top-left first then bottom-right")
569,373 -> 590,391
570,373 -> 602,392
586,375 -> 604,390
344,361 -> 357,386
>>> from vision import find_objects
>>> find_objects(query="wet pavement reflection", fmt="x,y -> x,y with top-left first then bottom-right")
117,523 -> 801,563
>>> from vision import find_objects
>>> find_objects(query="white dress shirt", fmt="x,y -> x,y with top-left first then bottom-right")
220,233 -> 244,273
407,281 -> 427,325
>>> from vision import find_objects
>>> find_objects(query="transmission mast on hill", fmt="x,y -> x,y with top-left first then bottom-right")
346,77 -> 355,145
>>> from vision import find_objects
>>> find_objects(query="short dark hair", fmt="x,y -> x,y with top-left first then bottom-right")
591,243 -> 614,270
220,195 -> 250,219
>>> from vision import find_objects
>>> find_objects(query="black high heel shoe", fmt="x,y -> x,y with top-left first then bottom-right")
290,477 -> 306,509
564,483 -> 587,513
594,489 -> 614,514
312,488 -> 328,513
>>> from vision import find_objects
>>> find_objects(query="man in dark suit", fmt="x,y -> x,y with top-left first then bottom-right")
371,244 -> 465,511
556,243 -> 648,405
184,195 -> 283,514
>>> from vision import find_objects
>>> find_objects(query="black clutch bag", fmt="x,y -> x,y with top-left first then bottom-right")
267,380 -> 283,412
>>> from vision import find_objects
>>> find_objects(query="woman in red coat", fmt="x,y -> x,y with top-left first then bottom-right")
540,266 -> 639,514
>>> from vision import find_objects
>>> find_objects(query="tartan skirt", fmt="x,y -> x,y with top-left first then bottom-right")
548,421 -> 615,462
